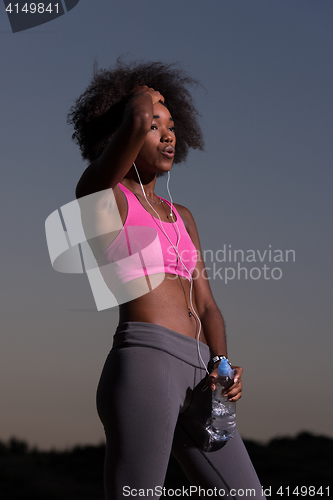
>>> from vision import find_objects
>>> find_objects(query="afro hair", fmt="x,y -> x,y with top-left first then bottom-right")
67,59 -> 204,164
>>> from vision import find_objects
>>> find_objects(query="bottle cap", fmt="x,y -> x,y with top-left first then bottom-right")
217,358 -> 232,377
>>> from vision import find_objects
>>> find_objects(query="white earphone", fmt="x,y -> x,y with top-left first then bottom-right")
133,164 -> 209,374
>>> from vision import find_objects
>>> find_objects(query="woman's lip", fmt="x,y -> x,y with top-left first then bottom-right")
161,150 -> 175,158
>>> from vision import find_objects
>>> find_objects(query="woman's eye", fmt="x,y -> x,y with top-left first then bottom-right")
151,125 -> 157,130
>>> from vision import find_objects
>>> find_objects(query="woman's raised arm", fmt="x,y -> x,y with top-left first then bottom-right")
76,86 -> 164,199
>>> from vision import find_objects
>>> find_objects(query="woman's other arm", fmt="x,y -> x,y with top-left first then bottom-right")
177,205 -> 243,401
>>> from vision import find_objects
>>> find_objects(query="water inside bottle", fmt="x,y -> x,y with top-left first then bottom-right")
208,400 -> 236,443
211,400 -> 234,417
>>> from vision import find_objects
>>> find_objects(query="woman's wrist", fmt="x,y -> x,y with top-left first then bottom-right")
207,355 -> 229,374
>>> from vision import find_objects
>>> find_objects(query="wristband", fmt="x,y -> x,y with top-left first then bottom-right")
207,355 -> 229,374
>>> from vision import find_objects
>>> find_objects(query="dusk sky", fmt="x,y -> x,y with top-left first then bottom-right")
1,0 -> 332,449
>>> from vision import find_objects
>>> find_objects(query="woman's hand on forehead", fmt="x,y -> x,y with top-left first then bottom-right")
127,85 -> 165,105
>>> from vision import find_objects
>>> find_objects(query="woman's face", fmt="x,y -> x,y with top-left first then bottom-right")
135,102 -> 176,174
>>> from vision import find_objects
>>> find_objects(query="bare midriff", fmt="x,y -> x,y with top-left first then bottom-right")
118,273 -> 207,344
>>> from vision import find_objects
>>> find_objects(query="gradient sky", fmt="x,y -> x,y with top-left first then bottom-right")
1,0 -> 332,449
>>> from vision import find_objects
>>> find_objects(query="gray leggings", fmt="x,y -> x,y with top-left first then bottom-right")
97,322 -> 265,499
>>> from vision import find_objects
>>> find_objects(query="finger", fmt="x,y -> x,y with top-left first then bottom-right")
223,378 -> 242,395
224,385 -> 242,399
145,87 -> 163,102
227,391 -> 242,402
223,377 -> 242,393
205,375 -> 217,391
129,85 -> 148,94
228,367 -> 243,388
152,91 -> 164,104
223,381 -> 242,401
231,366 -> 243,382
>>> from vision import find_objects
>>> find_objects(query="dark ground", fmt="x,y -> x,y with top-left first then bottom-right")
0,432 -> 331,499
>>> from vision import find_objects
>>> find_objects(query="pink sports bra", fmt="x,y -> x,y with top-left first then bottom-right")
96,183 -> 197,293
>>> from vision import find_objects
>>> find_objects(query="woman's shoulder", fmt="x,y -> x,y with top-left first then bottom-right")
173,203 -> 197,233
173,202 -> 192,217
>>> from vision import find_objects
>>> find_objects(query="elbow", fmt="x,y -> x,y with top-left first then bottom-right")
75,178 -> 85,199
75,182 -> 82,199
75,163 -> 96,199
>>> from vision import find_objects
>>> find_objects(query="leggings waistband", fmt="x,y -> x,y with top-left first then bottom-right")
112,321 -> 210,369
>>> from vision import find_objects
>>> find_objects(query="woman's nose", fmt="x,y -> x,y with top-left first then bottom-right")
161,129 -> 173,142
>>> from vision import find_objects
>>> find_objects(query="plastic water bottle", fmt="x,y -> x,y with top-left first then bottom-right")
210,358 -> 236,442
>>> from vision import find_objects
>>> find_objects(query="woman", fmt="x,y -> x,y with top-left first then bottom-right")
69,60 -> 265,499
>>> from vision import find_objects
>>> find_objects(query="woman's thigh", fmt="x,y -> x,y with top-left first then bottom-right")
97,345 -> 188,499
172,427 -> 264,499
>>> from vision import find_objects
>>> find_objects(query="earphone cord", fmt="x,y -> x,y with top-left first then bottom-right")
133,164 -> 209,375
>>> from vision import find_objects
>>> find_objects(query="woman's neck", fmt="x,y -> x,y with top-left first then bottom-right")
122,168 -> 157,199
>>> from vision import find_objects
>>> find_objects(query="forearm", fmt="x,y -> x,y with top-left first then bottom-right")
201,302 -> 243,400
199,301 -> 227,359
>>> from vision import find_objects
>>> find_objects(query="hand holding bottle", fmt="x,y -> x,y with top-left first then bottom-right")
207,364 -> 243,401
